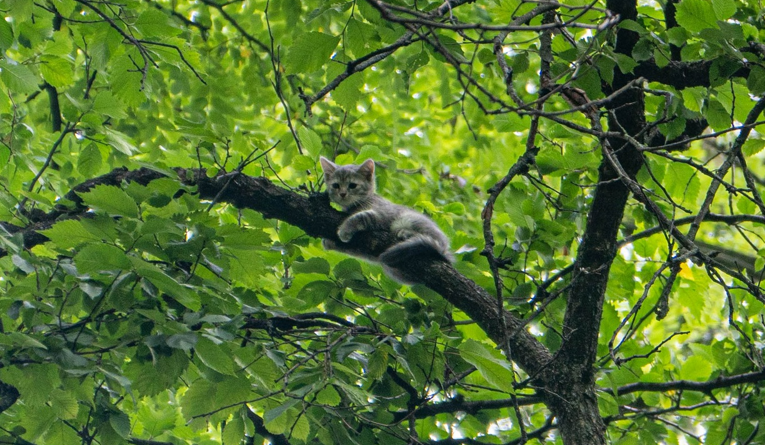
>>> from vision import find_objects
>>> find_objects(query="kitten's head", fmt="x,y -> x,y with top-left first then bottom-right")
320,156 -> 376,209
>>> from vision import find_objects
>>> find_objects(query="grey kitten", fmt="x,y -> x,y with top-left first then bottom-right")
320,156 -> 454,284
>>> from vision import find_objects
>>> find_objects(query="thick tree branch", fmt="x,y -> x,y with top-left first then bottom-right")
633,60 -> 748,90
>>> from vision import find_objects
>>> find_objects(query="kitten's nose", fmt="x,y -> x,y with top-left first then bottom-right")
339,192 -> 347,198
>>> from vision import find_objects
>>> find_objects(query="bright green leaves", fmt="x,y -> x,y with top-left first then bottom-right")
77,143 -> 104,177
110,54 -> 148,107
92,92 -> 128,119
711,0 -> 737,21
283,32 -> 340,74
0,19 -> 14,52
135,9 -> 182,38
293,257 -> 331,275
74,243 -> 132,273
42,219 -> 109,249
345,18 -> 379,58
742,138 -> 765,157
295,280 -> 336,308
458,339 -> 515,393
194,337 -> 235,375
40,56 -> 74,87
675,0 -> 736,33
78,185 -> 140,218
747,66 -> 765,96
675,0 -> 718,33
297,126 -> 323,156
0,59 -> 38,93
679,355 -> 713,381
705,99 -> 731,131
130,257 -> 200,310
180,379 -> 218,419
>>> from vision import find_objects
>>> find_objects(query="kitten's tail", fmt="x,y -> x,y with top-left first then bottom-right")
378,235 -> 455,267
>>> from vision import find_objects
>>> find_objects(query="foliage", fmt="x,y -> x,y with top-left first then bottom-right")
0,0 -> 765,444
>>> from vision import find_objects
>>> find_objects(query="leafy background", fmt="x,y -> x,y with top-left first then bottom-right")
0,0 -> 764,444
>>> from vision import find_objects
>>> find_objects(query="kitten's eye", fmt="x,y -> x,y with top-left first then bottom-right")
331,183 -> 340,189
348,183 -> 357,189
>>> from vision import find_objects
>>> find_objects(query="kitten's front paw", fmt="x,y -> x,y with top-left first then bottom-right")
397,229 -> 416,240
337,227 -> 354,243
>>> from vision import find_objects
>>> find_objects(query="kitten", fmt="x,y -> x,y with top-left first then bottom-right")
320,156 -> 454,284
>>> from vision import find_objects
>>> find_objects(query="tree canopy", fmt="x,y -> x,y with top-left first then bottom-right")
1,0 -> 765,444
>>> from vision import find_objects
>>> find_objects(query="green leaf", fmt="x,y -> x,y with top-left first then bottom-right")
679,355 -> 713,381
293,257 -> 330,275
706,99 -> 731,131
0,60 -> 38,94
77,143 -> 103,177
220,226 -> 271,249
22,405 -> 56,440
223,415 -> 244,445
281,0 -> 302,26
6,332 -> 47,349
109,411 -> 131,439
742,138 -> 765,157
444,202 -> 465,215
493,114 -> 527,133
333,258 -> 365,281
296,280 -> 335,307
104,127 -> 139,155
40,56 -> 74,88
195,337 -> 235,375
316,386 -> 341,405
747,66 -> 765,96
78,184 -> 139,218
135,9 -> 182,37
181,379 -> 217,419
92,91 -> 127,119
333,71 -> 364,111
712,0 -> 736,20
283,32 -> 340,73
681,87 -> 704,113
44,421 -> 80,445
406,50 -> 429,73
130,257 -> 200,310
51,0 -> 75,16
225,247 -> 266,288
0,19 -> 14,52
458,339 -> 515,393
44,31 -> 73,56
42,219 -> 103,249
618,19 -> 647,34
49,389 -> 78,420
675,0 -> 719,33
297,126 -> 323,156
110,54 -> 147,107
292,415 -> 310,441
366,347 -> 388,380
74,244 -> 131,273
345,18 -> 378,58
613,54 -> 637,74
264,398 -> 299,426
432,34 -> 468,64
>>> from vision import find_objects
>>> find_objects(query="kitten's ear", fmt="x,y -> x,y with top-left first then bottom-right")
358,159 -> 375,179
319,156 -> 336,175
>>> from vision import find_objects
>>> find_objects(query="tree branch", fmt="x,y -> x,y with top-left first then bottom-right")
610,369 -> 765,395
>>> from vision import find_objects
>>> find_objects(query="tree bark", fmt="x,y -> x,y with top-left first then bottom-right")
536,0 -> 647,443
